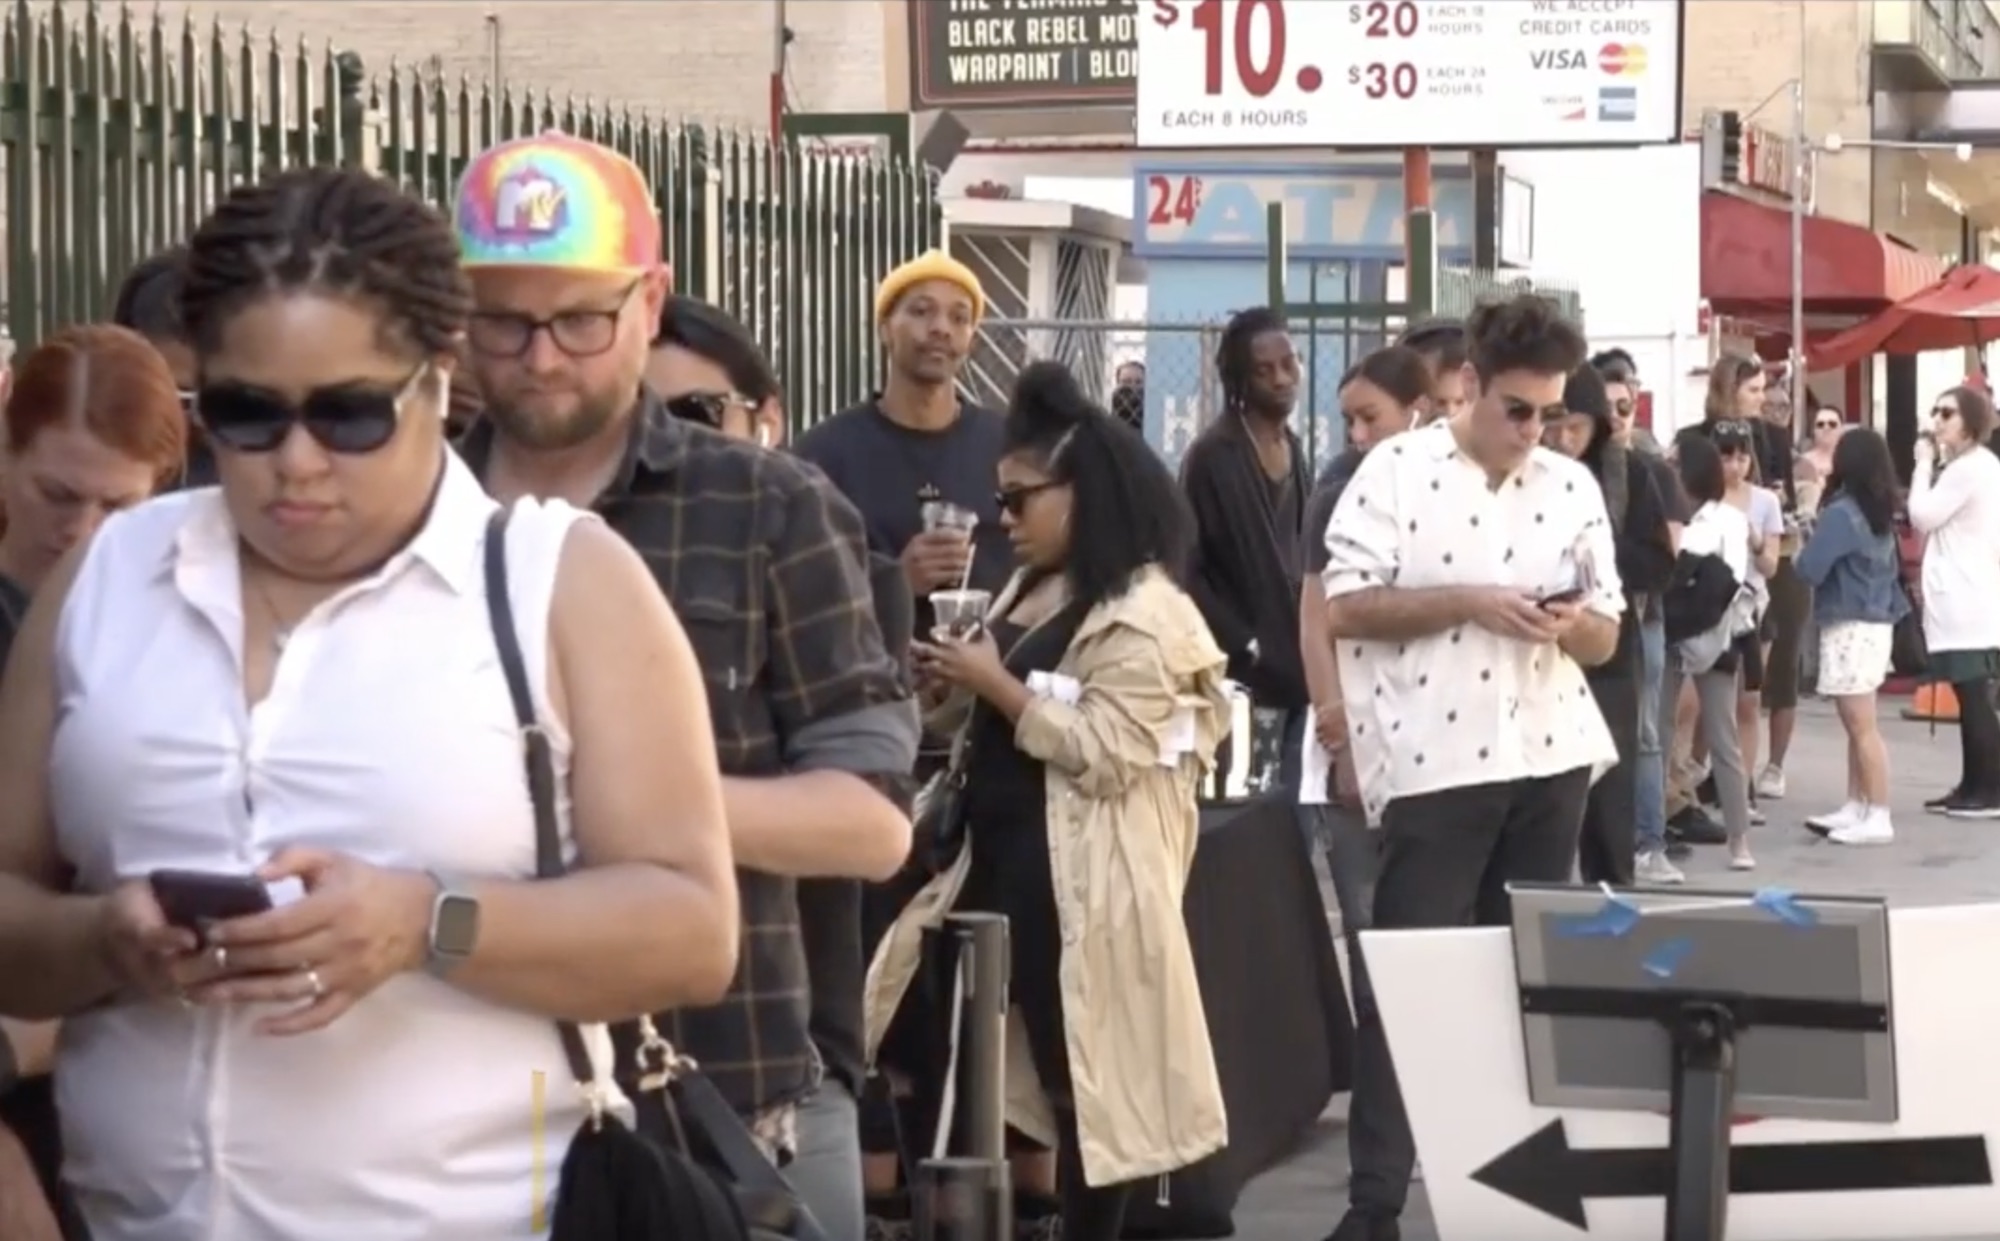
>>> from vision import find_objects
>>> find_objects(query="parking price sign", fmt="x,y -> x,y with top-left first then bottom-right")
1135,0 -> 1684,150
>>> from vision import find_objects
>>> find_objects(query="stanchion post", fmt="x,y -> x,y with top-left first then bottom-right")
914,912 -> 1012,1241
944,912 -> 1010,1162
914,1158 -> 1010,1241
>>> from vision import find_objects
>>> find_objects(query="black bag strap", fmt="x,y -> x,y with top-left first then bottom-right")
483,507 -> 598,1089
485,507 -> 830,1241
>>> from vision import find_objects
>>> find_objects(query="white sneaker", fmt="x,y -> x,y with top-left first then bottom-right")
1830,806 -> 1895,846
1748,803 -> 1768,826
1806,801 -> 1864,836
1636,850 -> 1686,885
1755,764 -> 1786,799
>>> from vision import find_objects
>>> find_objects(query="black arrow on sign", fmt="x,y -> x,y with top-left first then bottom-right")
1471,1119 -> 1994,1229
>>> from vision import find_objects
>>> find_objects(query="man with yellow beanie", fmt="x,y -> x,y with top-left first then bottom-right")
792,249 -> 1021,1232
795,250 -> 1012,650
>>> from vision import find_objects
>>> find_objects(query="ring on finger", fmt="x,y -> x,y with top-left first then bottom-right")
304,967 -> 325,1000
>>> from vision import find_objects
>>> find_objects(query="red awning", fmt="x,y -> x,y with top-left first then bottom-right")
1807,265 -> 2000,369
1700,191 -> 1947,316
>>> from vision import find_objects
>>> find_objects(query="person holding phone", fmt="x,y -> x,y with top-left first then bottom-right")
1320,297 -> 1621,1241
0,167 -> 739,1240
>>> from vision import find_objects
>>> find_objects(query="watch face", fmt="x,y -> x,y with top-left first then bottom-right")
434,893 -> 480,956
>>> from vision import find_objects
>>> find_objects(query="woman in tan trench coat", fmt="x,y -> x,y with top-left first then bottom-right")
868,362 -> 1230,1241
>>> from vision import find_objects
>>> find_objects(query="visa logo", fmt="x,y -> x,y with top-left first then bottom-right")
1531,48 -> 1587,71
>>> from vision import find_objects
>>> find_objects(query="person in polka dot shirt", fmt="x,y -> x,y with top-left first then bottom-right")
1317,293 -> 1623,1241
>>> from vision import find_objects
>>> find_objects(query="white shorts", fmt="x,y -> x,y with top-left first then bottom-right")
1817,621 -> 1894,697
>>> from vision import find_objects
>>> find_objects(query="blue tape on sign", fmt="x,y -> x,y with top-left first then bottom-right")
1642,937 -> 1695,980
1752,887 -> 1819,927
1555,894 -> 1643,939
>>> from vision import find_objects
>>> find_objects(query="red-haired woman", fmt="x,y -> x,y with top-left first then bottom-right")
0,323 -> 185,1241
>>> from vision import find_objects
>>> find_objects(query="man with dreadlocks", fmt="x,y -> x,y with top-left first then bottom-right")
1179,306 -> 1312,801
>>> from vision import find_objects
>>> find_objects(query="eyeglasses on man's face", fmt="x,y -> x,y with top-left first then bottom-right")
467,280 -> 641,359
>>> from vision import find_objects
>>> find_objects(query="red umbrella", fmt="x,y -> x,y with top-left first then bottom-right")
1808,265 -> 2000,370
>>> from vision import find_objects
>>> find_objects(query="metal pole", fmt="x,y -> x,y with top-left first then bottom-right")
943,912 -> 1010,1163
913,912 -> 1012,1241
914,1158 -> 1010,1241
1789,20 -> 1807,431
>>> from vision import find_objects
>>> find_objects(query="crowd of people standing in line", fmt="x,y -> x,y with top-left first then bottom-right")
0,129 -> 1995,1241
0,132 -> 1233,1241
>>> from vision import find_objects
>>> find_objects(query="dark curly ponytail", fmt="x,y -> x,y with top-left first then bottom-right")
180,168 -> 471,357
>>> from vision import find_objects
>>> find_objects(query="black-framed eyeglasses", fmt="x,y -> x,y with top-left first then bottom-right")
995,481 -> 1060,517
195,362 -> 429,454
467,280 -> 641,359
663,391 -> 757,430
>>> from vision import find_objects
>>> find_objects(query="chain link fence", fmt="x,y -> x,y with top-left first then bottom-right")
972,314 -> 1409,473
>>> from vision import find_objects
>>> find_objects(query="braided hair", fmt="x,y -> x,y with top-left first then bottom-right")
180,168 -> 471,358
1007,360 -> 1193,609
1214,306 -> 1289,416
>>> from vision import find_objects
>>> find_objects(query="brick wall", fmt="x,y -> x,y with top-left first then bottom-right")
64,0 -> 891,130
1680,0 -> 1874,225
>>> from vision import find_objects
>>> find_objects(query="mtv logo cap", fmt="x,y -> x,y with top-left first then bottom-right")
454,131 -> 661,272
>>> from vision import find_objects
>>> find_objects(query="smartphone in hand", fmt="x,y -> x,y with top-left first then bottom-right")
149,870 -> 275,944
1537,586 -> 1587,609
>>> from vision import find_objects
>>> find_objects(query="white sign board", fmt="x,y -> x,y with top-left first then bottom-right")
1135,0 -> 1684,150
1362,905 -> 2000,1241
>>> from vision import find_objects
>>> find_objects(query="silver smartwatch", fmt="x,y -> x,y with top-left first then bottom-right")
424,872 -> 481,977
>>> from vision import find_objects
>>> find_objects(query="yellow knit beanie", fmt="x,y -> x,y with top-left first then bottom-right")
875,250 -> 985,323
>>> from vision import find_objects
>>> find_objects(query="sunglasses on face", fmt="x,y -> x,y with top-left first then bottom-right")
995,481 -> 1059,517
664,391 -> 755,429
1611,399 -> 1635,417
1932,406 -> 1960,421
1502,398 -> 1565,424
1815,418 -> 1841,430
467,281 -> 640,359
195,363 -> 429,454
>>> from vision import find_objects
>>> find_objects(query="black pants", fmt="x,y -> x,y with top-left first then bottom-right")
1345,767 -> 1592,1220
1956,677 -> 2000,798
1579,673 -> 1639,887
1053,1105 -> 1133,1241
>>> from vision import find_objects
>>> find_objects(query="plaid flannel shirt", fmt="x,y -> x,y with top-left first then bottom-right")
462,392 -> 910,1117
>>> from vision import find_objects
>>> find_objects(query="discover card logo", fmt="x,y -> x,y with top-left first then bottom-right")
1542,94 -> 1586,123
1598,85 -> 1637,122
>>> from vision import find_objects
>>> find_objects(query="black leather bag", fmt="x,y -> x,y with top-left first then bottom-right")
482,508 -> 827,1241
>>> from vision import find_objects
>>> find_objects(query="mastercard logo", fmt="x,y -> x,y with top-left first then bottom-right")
1599,43 -> 1649,76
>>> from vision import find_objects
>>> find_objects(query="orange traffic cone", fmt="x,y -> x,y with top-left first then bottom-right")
1904,682 -> 1961,722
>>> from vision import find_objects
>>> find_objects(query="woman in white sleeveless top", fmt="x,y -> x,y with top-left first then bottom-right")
0,168 -> 738,1241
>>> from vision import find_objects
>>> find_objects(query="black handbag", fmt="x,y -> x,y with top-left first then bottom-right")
910,741 -> 970,875
482,508 -> 828,1241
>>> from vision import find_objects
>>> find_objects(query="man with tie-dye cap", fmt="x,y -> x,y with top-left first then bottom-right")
452,132 -> 918,1228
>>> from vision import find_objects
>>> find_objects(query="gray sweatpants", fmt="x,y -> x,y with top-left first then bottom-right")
1669,666 -> 1752,843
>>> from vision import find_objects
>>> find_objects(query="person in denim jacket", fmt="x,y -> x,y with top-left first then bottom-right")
1794,428 -> 1909,845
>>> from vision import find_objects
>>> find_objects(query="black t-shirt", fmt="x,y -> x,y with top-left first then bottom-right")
793,398 -> 1014,637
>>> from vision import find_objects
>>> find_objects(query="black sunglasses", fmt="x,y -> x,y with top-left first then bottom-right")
663,391 -> 756,430
995,481 -> 1060,517
1931,405 -> 1960,421
1611,398 -> 1635,416
195,364 -> 429,454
